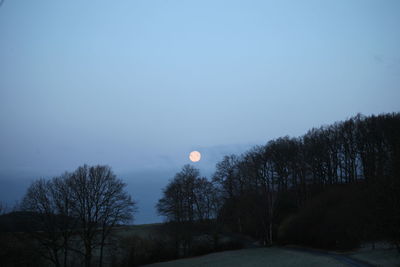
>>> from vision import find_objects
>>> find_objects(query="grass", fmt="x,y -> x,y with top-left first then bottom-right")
350,248 -> 400,267
112,223 -> 165,238
145,247 -> 348,267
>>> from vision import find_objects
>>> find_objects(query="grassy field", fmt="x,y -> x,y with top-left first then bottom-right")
145,247 -> 348,267
350,248 -> 400,267
113,223 -> 165,238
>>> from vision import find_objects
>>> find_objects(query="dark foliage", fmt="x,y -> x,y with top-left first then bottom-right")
0,211 -> 78,233
0,233 -> 43,267
113,234 -> 176,266
278,184 -> 368,249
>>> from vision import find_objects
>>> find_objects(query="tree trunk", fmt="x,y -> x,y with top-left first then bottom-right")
238,217 -> 242,233
52,248 -> 61,267
63,236 -> 68,267
85,245 -> 92,267
63,247 -> 68,267
99,235 -> 106,267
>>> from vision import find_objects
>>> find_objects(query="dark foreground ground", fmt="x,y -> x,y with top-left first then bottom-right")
145,246 -> 399,267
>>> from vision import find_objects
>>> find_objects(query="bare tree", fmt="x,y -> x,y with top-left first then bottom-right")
193,177 -> 219,221
212,155 -> 240,199
67,165 -> 136,267
21,178 -> 67,267
157,165 -> 200,223
21,165 -> 136,267
157,165 -> 218,256
50,173 -> 76,267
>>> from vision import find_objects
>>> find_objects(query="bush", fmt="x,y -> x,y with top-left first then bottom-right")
0,233 -> 43,267
113,235 -> 176,266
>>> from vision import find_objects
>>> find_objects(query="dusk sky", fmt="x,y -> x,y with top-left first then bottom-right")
1,0 -> 399,223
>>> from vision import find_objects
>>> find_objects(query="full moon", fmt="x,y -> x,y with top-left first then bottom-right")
189,151 -> 201,162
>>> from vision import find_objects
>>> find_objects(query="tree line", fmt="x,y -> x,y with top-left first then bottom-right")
157,113 -> 400,252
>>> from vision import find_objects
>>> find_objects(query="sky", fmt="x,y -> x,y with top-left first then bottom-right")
0,0 -> 399,223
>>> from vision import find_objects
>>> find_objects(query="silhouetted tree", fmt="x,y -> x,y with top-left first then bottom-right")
67,165 -> 136,267
157,165 -> 218,256
21,177 -> 72,267
21,165 -> 136,267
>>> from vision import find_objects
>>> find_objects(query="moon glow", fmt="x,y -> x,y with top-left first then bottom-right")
189,151 -> 201,162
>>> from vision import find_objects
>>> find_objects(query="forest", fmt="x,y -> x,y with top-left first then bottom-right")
157,113 -> 400,255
